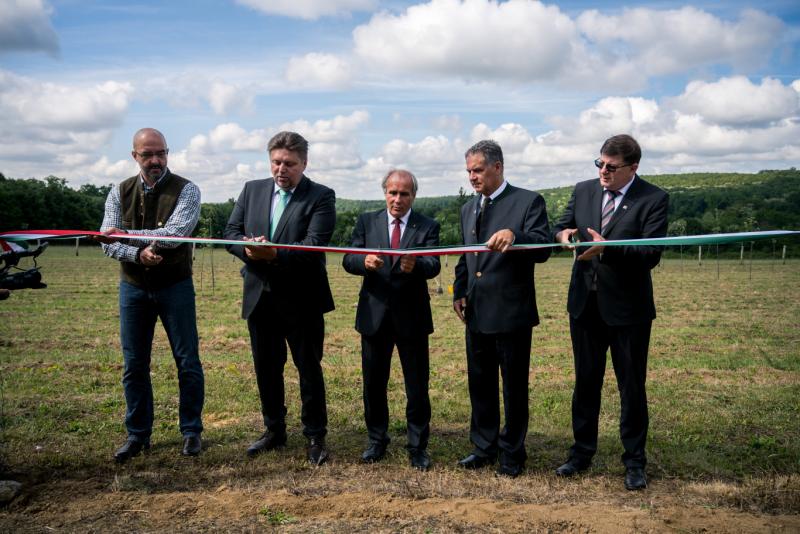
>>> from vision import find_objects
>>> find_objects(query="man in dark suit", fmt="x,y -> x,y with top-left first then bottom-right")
342,170 -> 441,470
224,131 -> 336,465
552,134 -> 668,490
453,140 -> 551,477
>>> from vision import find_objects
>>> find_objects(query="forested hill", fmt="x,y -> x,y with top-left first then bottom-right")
1,169 -> 798,247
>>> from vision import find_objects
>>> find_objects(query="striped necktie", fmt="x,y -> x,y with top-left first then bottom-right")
600,190 -> 619,233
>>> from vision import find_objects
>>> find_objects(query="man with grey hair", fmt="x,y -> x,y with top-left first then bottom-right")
225,131 -> 336,465
97,127 -> 205,463
342,169 -> 441,470
453,140 -> 551,477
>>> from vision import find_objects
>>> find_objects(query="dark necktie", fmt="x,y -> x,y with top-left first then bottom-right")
475,196 -> 487,238
601,190 -> 619,233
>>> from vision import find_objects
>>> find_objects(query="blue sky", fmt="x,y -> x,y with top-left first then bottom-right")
1,0 -> 798,201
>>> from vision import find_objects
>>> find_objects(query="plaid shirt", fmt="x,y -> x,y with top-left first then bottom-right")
100,170 -> 201,263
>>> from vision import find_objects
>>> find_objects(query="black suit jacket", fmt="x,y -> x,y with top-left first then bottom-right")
224,175 -> 336,320
453,184 -> 551,334
552,176 -> 669,326
342,209 -> 441,337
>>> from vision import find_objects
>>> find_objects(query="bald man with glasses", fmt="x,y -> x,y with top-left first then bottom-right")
552,134 -> 669,490
97,128 -> 204,463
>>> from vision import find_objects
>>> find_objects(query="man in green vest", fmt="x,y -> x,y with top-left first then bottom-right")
97,128 -> 205,463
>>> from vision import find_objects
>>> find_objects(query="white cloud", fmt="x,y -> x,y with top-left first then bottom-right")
0,0 -> 59,55
207,82 -> 255,115
578,7 -> 784,76
0,69 -> 133,182
165,111 -> 371,200
285,53 -> 352,89
672,76 -> 800,126
353,0 -> 577,82
350,1 -> 785,89
236,0 -> 375,20
0,70 -> 133,131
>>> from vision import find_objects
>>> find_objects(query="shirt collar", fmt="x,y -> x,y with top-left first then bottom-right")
388,208 -> 412,225
484,179 -> 508,202
607,175 -> 636,197
140,168 -> 168,190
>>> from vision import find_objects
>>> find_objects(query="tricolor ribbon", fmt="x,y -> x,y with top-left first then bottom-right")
0,229 -> 798,257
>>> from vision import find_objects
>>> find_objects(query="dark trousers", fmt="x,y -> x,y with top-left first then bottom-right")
119,278 -> 204,441
247,292 -> 327,438
361,317 -> 431,451
569,291 -> 651,468
465,326 -> 532,466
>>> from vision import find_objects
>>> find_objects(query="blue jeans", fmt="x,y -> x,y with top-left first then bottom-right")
119,278 -> 204,442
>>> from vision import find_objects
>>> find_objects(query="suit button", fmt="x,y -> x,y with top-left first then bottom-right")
476,271 -> 482,278
471,230 -> 476,235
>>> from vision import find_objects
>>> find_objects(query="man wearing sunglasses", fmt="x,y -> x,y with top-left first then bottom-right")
97,128 -> 204,463
552,134 -> 668,490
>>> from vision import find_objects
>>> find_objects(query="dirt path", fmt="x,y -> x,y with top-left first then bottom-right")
2,470 -> 798,532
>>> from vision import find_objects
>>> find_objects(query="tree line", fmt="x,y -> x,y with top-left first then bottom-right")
1,170 -> 798,252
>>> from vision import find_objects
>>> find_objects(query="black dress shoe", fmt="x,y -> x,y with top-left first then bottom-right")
182,435 -> 202,456
555,458 -> 591,477
624,467 -> 647,490
246,430 -> 287,457
361,442 -> 387,463
458,453 -> 495,470
409,449 -> 432,471
496,462 -> 523,478
113,438 -> 150,464
307,437 -> 329,465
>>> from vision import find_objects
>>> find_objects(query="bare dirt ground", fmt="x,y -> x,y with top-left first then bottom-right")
2,462 -> 798,533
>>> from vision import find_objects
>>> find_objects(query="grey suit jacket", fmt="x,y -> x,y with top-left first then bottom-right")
224,175 -> 336,320
552,175 -> 669,325
342,209 -> 441,337
453,184 -> 551,334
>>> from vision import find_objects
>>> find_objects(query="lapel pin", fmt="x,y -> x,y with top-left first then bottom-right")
622,205 -> 628,210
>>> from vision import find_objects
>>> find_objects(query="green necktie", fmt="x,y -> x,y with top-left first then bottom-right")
270,189 -> 290,240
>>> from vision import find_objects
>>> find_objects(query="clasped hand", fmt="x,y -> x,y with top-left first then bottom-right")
244,235 -> 277,261
364,254 -> 416,273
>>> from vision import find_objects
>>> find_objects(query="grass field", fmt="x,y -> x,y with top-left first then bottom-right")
1,245 -> 798,532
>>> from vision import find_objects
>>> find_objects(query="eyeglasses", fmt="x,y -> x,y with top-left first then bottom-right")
594,158 -> 632,173
134,149 -> 169,159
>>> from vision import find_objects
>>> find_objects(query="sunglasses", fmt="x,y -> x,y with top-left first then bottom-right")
594,158 -> 633,173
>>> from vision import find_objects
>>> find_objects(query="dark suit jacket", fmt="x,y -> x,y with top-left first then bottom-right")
552,176 -> 669,326
342,209 -> 441,338
453,184 -> 551,334
224,175 -> 336,320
